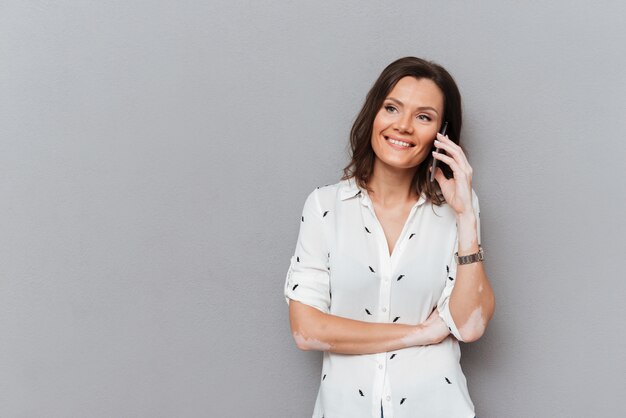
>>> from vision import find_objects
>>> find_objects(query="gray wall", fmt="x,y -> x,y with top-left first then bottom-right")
2,1 -> 625,417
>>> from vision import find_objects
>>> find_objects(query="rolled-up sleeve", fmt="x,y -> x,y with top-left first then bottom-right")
437,189 -> 481,342
283,188 -> 331,314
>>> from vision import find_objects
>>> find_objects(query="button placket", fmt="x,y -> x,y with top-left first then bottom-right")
361,194 -> 392,321
372,353 -> 387,413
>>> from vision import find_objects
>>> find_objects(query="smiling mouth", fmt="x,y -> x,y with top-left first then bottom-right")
384,136 -> 415,148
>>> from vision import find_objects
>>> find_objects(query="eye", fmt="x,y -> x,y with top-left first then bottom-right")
384,105 -> 397,113
417,114 -> 432,121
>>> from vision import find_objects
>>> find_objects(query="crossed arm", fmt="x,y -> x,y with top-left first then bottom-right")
287,216 -> 495,354
288,300 -> 451,354
285,189 -> 495,354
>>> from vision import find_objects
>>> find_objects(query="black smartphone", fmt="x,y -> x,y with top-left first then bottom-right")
429,121 -> 448,182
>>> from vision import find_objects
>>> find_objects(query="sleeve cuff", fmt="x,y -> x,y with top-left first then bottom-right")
437,298 -> 465,342
283,255 -> 330,314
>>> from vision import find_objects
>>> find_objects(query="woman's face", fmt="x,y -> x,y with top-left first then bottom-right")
371,76 -> 445,171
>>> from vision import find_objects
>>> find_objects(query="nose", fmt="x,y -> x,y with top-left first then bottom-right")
394,113 -> 413,134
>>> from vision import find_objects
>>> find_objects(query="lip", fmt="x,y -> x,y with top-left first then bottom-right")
384,135 -> 416,149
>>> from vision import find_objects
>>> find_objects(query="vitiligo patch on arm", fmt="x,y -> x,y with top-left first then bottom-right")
293,331 -> 331,351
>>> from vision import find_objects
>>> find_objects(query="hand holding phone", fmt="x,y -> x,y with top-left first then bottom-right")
429,121 -> 448,182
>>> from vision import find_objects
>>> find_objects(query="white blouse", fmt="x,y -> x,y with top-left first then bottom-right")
284,177 -> 481,418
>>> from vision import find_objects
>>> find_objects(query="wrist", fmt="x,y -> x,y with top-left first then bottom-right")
456,212 -> 479,255
400,324 -> 431,347
455,211 -> 477,225
417,322 -> 438,346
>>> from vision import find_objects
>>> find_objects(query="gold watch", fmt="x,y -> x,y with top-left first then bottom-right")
455,245 -> 484,265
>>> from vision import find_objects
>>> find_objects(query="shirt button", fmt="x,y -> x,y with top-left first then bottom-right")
382,307 -> 387,312
378,364 -> 383,369
386,395 -> 391,402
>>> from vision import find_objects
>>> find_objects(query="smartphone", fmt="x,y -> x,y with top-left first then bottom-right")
429,121 -> 448,182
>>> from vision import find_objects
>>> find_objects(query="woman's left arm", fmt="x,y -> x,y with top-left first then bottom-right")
449,212 -> 495,342
431,132 -> 496,342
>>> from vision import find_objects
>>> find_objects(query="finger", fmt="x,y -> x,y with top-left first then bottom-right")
436,132 -> 459,147
436,132 -> 472,166
435,134 -> 471,170
432,150 -> 465,177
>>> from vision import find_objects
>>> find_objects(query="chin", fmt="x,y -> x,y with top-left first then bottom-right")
377,156 -> 423,171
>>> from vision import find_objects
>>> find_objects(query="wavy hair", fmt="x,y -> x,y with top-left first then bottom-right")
341,56 -> 463,206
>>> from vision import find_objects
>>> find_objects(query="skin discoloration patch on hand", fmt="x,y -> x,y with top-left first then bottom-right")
401,308 -> 450,347
400,325 -> 426,347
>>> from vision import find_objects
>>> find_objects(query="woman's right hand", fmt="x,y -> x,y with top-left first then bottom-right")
401,308 -> 451,348
421,308 -> 451,344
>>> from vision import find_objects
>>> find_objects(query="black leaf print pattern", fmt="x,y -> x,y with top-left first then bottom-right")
292,284 -> 299,291
446,265 -> 449,273
323,374 -> 326,381
408,233 -> 415,239
365,309 -> 372,315
448,326 -> 451,331
297,256 -> 300,262
301,215 -> 304,222
364,226 -> 371,233
393,316 -> 400,323
390,354 -> 396,359
449,276 -> 454,281
369,266 -> 375,273
323,210 -> 329,217
356,190 -> 362,197
400,398 -> 407,405
396,274 -> 404,281
358,389 -> 364,396
445,377 -> 451,384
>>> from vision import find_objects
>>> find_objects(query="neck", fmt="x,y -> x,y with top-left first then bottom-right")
368,159 -> 419,206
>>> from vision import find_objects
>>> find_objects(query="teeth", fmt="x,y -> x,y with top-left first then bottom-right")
387,137 -> 412,147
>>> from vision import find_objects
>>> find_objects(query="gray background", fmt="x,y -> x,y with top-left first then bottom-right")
1,1 -> 625,417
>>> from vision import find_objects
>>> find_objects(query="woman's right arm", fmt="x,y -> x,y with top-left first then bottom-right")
288,300 -> 450,354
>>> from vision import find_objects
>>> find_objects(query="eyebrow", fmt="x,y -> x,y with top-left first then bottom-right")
385,97 -> 440,115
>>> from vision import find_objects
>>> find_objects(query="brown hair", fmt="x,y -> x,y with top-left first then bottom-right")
341,56 -> 464,206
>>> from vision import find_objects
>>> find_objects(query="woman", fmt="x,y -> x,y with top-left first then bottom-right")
284,56 -> 495,418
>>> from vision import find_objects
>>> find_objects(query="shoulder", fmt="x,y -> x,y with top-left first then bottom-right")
305,178 -> 351,207
298,179 -> 345,215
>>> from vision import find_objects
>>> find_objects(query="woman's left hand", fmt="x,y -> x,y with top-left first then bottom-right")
430,132 -> 474,217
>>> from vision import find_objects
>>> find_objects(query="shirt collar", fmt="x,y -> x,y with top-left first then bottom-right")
339,177 -> 428,208
339,177 -> 363,201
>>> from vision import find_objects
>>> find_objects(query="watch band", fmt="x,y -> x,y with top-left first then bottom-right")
455,246 -> 484,265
